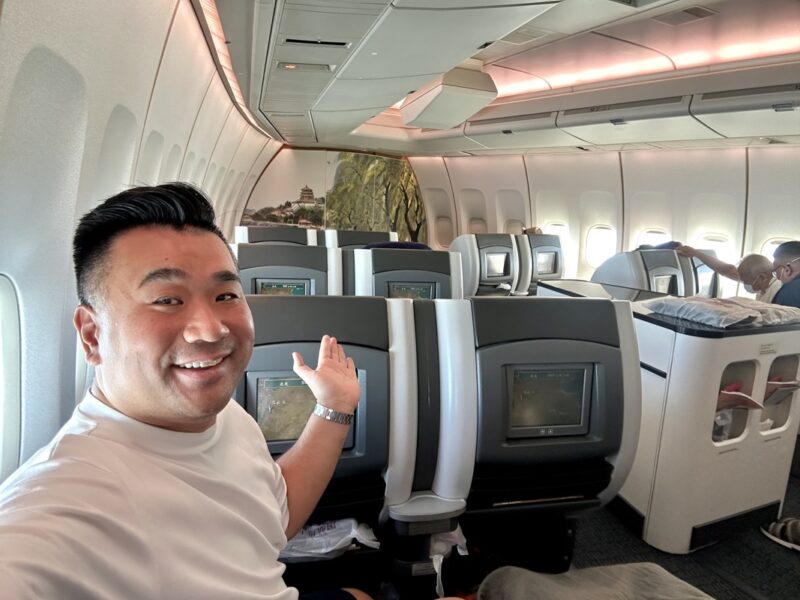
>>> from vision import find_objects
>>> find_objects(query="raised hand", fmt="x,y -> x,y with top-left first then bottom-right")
292,335 -> 360,415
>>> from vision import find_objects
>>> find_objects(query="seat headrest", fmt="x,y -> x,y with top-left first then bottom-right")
363,241 -> 431,250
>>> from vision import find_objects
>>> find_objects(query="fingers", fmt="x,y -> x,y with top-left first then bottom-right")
318,334 -> 348,364
346,356 -> 356,374
292,352 -> 312,380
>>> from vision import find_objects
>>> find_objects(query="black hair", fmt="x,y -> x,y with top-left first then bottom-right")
73,183 -> 227,306
773,241 -> 800,263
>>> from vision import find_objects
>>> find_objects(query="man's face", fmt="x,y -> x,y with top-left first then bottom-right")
74,226 -> 254,432
741,271 -> 772,293
773,256 -> 800,284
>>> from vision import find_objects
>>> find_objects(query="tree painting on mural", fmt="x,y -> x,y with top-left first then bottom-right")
242,151 -> 426,243
326,152 -> 426,243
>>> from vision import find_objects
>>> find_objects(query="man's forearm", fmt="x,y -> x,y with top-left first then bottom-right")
690,250 -> 739,281
277,415 -> 351,538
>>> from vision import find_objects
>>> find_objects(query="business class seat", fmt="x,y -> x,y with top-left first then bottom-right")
350,244 -> 464,299
235,224 -> 318,246
234,243 -> 342,296
449,234 -> 524,296
428,296 -> 641,577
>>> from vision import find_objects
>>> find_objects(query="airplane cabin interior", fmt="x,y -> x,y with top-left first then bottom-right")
1,0 -> 800,598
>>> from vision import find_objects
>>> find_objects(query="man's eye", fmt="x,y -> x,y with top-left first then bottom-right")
153,297 -> 181,306
217,292 -> 239,301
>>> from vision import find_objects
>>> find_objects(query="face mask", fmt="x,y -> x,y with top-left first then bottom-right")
743,283 -> 756,294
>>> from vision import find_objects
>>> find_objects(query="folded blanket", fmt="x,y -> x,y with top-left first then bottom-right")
640,296 -> 800,328
715,297 -> 800,326
640,296 -> 758,328
477,563 -> 713,600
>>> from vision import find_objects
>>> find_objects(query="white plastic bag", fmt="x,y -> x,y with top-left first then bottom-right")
430,525 -> 468,597
280,518 -> 380,562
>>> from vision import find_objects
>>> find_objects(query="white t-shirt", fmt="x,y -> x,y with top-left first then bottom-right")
0,393 -> 295,600
756,277 -> 782,304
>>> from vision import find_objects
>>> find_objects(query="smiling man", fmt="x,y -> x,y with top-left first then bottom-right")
0,184 -> 368,600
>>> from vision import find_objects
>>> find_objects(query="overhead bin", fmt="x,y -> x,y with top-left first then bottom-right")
556,96 -> 722,144
465,111 -> 587,149
690,83 -> 800,138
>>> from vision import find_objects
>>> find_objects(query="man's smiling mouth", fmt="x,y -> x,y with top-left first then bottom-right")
176,356 -> 226,369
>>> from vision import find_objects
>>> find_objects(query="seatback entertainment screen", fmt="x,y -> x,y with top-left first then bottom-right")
387,282 -> 435,300
507,366 -> 592,438
255,279 -> 309,296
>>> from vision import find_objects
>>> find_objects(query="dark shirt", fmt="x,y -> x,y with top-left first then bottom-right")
772,277 -> 800,309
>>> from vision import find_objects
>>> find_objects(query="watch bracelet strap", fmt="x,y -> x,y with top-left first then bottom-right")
313,403 -> 354,425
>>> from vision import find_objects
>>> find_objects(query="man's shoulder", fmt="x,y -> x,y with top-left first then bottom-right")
774,277 -> 800,306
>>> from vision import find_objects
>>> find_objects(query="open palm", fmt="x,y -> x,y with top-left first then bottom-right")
292,335 -> 360,414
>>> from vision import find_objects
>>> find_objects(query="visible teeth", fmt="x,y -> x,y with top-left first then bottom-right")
179,357 -> 223,369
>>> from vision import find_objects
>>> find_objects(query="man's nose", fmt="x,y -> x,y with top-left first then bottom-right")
183,301 -> 230,343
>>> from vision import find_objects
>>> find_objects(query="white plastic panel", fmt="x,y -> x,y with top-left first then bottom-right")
744,147 -> 800,258
0,43 -> 89,460
464,109 -> 584,149
599,300 -> 641,504
217,127 -> 269,237
140,0 -> 215,185
181,76 -> 232,183
525,153 -> 622,279
558,96 -> 722,145
203,109 -> 248,201
233,139 -> 283,227
91,105 -> 139,200
692,85 -> 800,138
384,299 -> 418,508
622,148 -> 746,296
445,156 -> 529,237
135,130 -> 165,186
0,275 -> 22,481
408,156 -> 459,249
339,3 -> 555,80
432,299 -> 477,501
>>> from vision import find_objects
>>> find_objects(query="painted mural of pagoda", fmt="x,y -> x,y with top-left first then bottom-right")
242,184 -> 325,228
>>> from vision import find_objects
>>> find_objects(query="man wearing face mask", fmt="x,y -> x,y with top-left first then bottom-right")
771,241 -> 800,309
676,246 -> 781,302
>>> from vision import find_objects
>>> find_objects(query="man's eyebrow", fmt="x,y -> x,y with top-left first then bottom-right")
214,270 -> 241,284
138,268 -> 187,288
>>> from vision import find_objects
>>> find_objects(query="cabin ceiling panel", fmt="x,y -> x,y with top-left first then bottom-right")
491,32 -> 671,91
314,75 -> 432,111
465,146 -> 584,155
254,0 -> 390,136
337,3 -> 557,80
598,0 -> 800,71
474,0 -> 689,63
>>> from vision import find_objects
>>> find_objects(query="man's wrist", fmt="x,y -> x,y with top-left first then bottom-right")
313,403 -> 354,425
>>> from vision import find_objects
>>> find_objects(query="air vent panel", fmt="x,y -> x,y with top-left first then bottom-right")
653,6 -> 718,26
283,38 -> 350,48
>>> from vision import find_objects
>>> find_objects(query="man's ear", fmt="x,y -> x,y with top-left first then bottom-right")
74,305 -> 102,366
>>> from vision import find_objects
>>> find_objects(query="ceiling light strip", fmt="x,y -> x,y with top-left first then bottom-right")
192,0 -> 271,137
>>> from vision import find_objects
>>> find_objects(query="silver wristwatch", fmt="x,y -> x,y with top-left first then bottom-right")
313,403 -> 354,425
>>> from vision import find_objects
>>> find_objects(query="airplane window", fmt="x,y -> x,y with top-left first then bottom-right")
696,234 -> 736,264
761,238 -> 791,261
637,229 -> 670,248
0,275 -> 21,481
543,222 -> 568,239
585,225 -> 617,268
